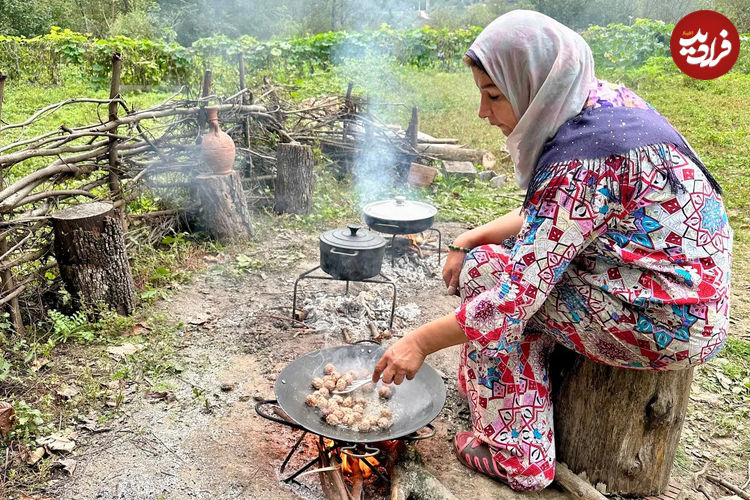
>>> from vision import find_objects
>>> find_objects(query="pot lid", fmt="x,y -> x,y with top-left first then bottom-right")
320,224 -> 385,250
362,196 -> 437,222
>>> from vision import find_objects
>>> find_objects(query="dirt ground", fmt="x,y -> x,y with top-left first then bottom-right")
40,221 -> 746,500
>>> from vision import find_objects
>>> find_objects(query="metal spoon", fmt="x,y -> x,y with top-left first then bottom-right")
332,378 -> 373,395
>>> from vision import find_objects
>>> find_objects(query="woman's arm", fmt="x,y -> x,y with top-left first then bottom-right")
443,207 -> 523,292
372,314 -> 466,385
454,207 -> 523,248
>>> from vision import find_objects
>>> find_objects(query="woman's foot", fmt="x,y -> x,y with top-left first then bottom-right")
453,431 -> 508,481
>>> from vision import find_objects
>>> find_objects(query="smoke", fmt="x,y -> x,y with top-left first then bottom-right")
333,38 -> 410,208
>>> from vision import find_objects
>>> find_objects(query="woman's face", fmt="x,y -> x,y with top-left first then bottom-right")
471,66 -> 518,136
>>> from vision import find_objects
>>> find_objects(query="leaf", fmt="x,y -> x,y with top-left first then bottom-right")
107,343 -> 143,359
25,447 -> 45,465
0,402 -> 15,437
37,432 -> 76,452
130,323 -> 152,336
57,458 -> 77,475
30,357 -> 50,372
56,385 -> 79,400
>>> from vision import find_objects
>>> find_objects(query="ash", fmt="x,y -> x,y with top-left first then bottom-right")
303,289 -> 421,339
381,251 -> 440,287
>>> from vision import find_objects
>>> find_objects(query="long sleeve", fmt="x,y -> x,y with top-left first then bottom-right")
456,159 -> 622,350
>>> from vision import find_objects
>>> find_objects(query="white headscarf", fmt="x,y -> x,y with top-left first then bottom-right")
468,10 -> 595,189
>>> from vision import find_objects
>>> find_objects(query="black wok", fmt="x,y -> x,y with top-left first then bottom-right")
267,343 -> 446,443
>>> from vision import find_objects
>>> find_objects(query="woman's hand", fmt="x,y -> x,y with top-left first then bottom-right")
442,249 -> 465,295
372,336 -> 427,385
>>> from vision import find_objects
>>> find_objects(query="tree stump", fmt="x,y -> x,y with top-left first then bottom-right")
193,171 -> 253,242
51,201 -> 136,315
274,143 -> 314,215
550,346 -> 693,496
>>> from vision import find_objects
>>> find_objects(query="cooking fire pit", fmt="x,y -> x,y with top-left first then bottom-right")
362,196 -> 442,266
255,342 -> 445,496
292,224 -> 397,329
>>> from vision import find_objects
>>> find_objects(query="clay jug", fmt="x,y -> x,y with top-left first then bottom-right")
201,106 -> 235,175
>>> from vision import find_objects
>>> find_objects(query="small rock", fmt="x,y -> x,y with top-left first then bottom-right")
442,160 -> 477,179
490,174 -> 507,189
220,383 -> 235,392
478,170 -> 495,182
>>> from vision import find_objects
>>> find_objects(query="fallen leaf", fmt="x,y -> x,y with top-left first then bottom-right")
107,343 -> 143,359
56,385 -> 79,400
129,323 -> 152,337
25,447 -> 45,465
0,402 -> 15,437
145,390 -> 175,402
57,458 -> 77,475
30,357 -> 50,372
37,432 -> 76,453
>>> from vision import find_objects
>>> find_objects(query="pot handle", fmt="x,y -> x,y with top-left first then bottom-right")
330,248 -> 359,257
254,399 -> 305,430
372,222 -> 400,229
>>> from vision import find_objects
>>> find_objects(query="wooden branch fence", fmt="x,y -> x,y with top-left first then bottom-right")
0,52 -> 434,333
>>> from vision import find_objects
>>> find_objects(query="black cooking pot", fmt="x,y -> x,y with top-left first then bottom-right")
362,196 -> 437,235
320,224 -> 386,281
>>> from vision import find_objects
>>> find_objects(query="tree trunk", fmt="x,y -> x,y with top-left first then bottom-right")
274,143 -> 314,215
51,201 -> 136,315
193,171 -> 253,242
550,346 -> 693,496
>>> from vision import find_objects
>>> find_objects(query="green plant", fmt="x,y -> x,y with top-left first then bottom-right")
9,400 -> 53,441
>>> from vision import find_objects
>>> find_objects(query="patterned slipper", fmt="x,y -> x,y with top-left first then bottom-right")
453,431 -> 508,481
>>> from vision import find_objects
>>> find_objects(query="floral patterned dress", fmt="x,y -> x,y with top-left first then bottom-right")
455,80 -> 733,491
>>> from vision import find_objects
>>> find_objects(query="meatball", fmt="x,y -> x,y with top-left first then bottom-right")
326,414 -> 340,425
378,385 -> 393,399
342,413 -> 356,426
354,397 -> 367,406
341,397 -> 354,408
331,395 -> 343,404
305,394 -> 318,407
330,371 -> 342,382
342,373 -> 353,385
335,378 -> 348,392
311,377 -> 324,389
380,408 -> 392,419
357,418 -> 372,432
352,403 -> 366,413
376,417 -> 392,429
317,387 -> 330,398
324,363 -> 336,375
323,380 -> 336,391
361,382 -> 375,393
333,409 -> 345,419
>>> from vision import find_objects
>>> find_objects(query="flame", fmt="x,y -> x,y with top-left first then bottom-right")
323,439 -> 402,482
340,453 -> 379,479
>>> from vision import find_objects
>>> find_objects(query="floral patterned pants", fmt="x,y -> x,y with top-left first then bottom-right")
458,245 -> 556,490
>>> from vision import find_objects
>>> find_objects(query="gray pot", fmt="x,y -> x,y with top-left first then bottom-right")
319,224 -> 386,281
362,196 -> 437,235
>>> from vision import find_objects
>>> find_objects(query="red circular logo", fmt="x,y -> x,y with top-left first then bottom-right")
670,10 -> 740,80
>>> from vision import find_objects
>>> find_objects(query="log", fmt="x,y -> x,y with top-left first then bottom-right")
417,144 -> 499,169
550,346 -> 693,496
274,143 -> 314,215
51,201 -> 136,315
391,446 -> 458,500
193,171 -> 252,242
555,462 -> 608,500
